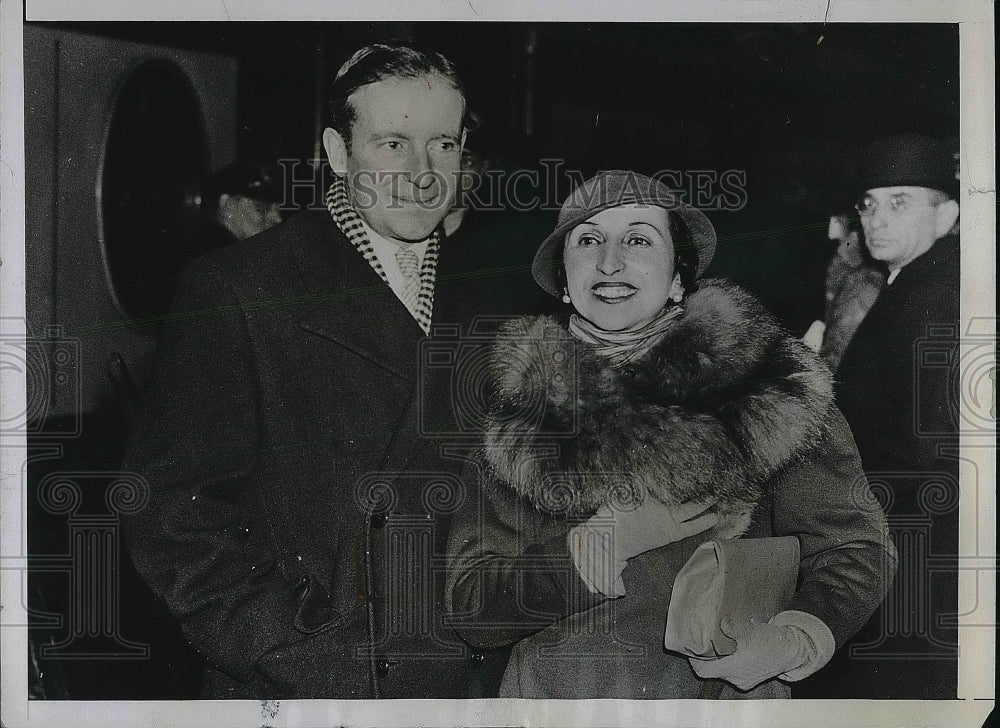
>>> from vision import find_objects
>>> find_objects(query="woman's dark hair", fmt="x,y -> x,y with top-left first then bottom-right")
327,42 -> 468,148
554,209 -> 701,298
667,211 -> 700,295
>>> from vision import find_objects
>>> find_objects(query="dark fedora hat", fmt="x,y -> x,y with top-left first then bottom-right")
857,134 -> 959,198
531,170 -> 717,298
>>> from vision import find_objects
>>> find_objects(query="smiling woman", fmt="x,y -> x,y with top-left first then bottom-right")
444,169 -> 897,699
563,205 -> 683,332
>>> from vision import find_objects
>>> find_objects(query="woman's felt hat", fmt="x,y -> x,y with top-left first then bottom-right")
531,170 -> 717,297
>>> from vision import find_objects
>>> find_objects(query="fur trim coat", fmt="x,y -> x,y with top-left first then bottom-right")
445,280 -> 894,700
483,279 -> 834,538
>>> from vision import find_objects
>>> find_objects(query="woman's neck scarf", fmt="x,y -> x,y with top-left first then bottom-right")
568,305 -> 684,368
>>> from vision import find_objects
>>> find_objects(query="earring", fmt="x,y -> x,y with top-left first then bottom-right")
670,287 -> 684,303
561,292 -> 572,304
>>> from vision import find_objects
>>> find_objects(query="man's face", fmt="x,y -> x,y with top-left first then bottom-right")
324,74 -> 465,244
218,194 -> 282,241
858,186 -> 950,269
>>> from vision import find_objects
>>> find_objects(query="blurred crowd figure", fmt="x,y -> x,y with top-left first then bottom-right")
436,127 -> 558,319
442,145 -> 493,238
801,212 -> 884,369
200,161 -> 284,248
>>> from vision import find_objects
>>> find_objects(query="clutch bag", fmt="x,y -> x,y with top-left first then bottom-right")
664,536 -> 799,658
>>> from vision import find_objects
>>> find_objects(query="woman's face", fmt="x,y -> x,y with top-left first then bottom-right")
563,204 -> 682,331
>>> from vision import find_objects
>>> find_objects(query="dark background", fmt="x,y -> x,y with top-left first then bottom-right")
50,22 -> 958,173
48,20 -> 959,328
24,21 -> 959,700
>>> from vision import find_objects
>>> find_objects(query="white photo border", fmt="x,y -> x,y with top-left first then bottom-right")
2,1 -> 995,727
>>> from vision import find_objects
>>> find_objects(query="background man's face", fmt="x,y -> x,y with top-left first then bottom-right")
218,194 -> 282,240
334,74 -> 465,244
860,186 -> 946,269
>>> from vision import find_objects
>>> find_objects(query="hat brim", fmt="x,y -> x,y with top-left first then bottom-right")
861,175 -> 959,199
531,194 -> 717,298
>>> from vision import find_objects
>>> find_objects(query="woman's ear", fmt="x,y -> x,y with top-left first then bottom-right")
669,273 -> 685,303
322,127 -> 349,176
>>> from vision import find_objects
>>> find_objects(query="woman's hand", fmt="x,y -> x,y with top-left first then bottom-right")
801,319 -> 826,352
568,496 -> 719,597
688,616 -> 816,691
600,496 -> 720,561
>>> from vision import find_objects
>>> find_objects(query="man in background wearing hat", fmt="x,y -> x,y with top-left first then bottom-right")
199,162 -> 285,249
123,42 -> 518,700
802,134 -> 961,699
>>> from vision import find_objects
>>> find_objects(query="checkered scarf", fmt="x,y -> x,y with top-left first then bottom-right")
325,176 -> 439,334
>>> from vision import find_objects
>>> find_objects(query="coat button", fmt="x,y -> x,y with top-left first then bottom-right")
370,512 -> 387,529
470,651 -> 485,666
376,659 -> 396,678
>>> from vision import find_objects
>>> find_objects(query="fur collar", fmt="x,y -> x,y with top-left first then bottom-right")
483,279 -> 834,538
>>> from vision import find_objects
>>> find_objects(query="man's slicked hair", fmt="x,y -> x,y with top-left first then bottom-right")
327,42 -> 467,149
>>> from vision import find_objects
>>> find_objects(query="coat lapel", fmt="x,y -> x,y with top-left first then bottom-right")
292,213 -> 424,382
376,233 -> 468,478
292,212 -> 459,480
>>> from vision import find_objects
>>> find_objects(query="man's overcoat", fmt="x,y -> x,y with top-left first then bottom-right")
123,210 -> 501,698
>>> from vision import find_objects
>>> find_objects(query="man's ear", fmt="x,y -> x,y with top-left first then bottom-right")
935,199 -> 960,238
322,127 -> 349,176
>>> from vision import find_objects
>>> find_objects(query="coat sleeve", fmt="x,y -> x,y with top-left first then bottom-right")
773,407 -> 898,648
445,459 -> 606,649
121,257 -> 361,698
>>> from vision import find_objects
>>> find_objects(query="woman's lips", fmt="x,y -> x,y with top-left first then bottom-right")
591,283 -> 637,303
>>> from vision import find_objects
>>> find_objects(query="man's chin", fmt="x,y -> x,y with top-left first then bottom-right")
865,244 -> 890,262
358,204 -> 450,243
385,221 -> 445,244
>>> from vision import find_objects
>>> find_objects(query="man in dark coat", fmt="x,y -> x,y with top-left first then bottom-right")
802,134 -> 961,699
122,43 -> 511,699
